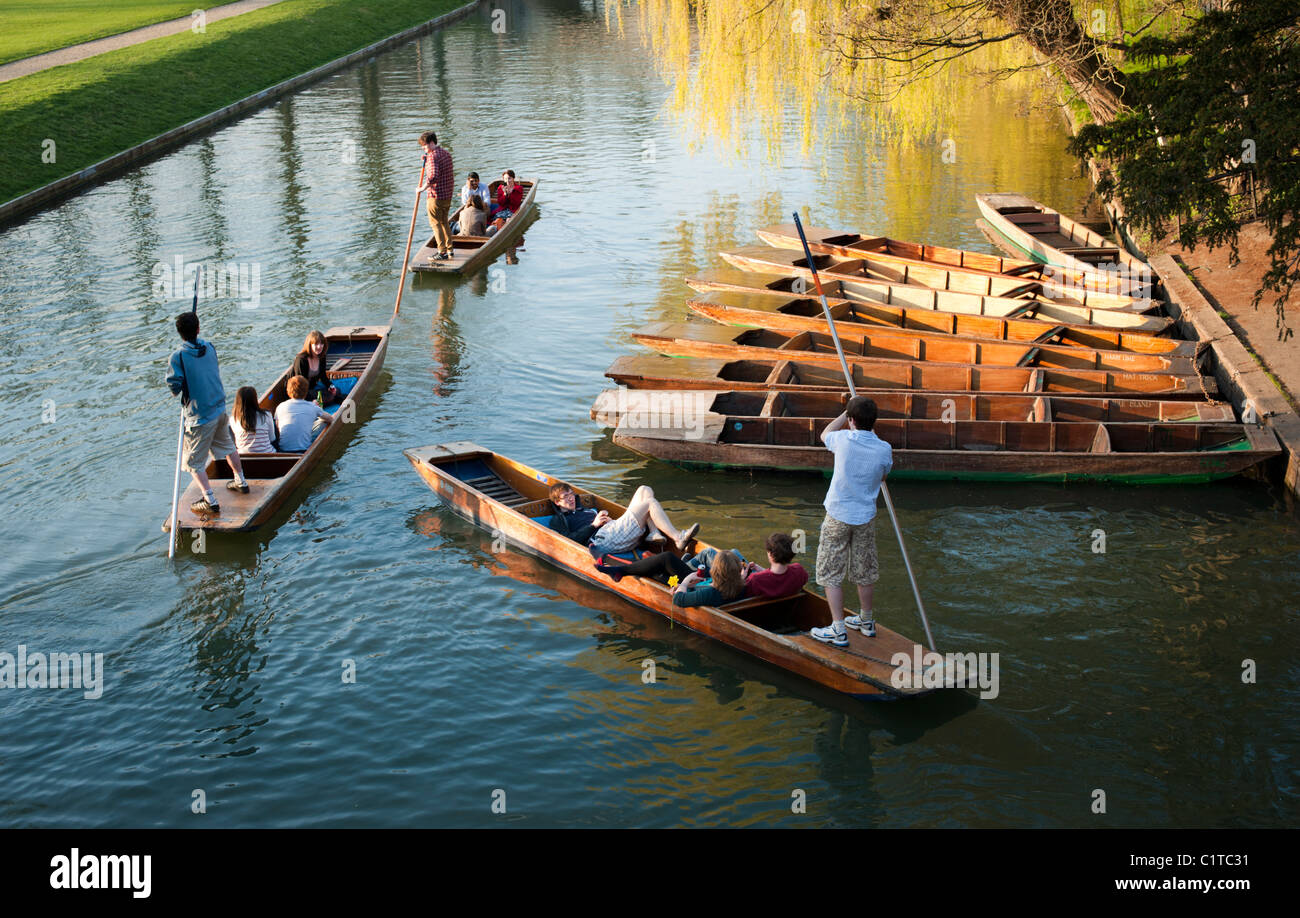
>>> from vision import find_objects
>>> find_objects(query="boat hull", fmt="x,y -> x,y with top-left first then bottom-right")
403,442 -> 940,699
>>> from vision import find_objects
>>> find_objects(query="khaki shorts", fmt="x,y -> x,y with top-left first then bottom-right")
184,414 -> 237,472
815,514 -> 879,587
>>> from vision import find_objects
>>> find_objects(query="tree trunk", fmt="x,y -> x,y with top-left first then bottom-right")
987,0 -> 1127,123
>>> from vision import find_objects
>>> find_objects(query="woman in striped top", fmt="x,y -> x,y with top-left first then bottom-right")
229,386 -> 275,453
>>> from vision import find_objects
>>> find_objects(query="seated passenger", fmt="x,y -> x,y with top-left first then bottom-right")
595,532 -> 806,605
742,532 -> 809,598
671,549 -> 747,607
274,375 -> 332,453
545,482 -> 699,554
291,331 -> 341,407
228,385 -> 275,454
454,196 -> 488,236
451,172 -> 490,233
487,169 -> 524,236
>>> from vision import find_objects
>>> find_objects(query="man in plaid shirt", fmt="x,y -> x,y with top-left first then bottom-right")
418,131 -> 455,260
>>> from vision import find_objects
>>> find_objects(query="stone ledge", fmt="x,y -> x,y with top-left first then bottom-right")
1152,254 -> 1300,497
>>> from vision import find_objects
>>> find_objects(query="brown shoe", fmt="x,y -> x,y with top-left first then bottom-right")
190,498 -> 220,515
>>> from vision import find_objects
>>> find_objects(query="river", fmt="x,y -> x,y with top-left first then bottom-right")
0,0 -> 1295,828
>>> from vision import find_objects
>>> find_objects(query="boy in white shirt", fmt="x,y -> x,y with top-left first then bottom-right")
811,396 -> 892,647
274,375 -> 332,452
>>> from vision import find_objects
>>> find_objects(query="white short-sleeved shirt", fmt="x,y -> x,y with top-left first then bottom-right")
823,429 -> 893,525
274,399 -> 330,452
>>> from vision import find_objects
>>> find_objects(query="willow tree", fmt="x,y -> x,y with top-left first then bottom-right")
615,1 -> 1192,152
1071,0 -> 1300,323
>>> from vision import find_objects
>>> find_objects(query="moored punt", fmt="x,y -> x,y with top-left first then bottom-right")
403,442 -> 940,699
590,388 -> 1237,428
720,244 -> 1153,313
604,354 -> 1217,399
687,266 -> 1171,332
167,325 -> 390,532
633,321 -> 1199,376
975,192 -> 1154,295
411,178 -> 539,275
688,289 -> 1195,359
608,414 -> 1279,484
755,222 -> 1158,299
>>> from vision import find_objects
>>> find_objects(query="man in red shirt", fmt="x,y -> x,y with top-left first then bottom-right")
418,131 -> 455,260
743,532 -> 809,598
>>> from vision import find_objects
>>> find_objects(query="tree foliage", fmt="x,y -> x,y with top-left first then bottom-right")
1070,0 -> 1300,321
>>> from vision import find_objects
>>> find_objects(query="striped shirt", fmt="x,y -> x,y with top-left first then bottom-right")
230,411 -> 275,453
425,145 -> 454,200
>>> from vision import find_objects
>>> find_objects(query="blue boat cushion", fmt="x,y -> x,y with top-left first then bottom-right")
323,376 -> 359,415
532,515 -> 553,529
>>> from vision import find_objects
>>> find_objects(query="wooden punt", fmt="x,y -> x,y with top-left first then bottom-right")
688,289 -> 1195,359
605,354 -> 1218,399
410,178 -> 538,275
687,266 -> 1171,332
166,325 -> 389,532
975,192 -> 1153,295
591,388 -> 1237,428
603,403 -> 1278,484
756,222 -> 1158,299
720,244 -> 1153,313
633,321 -> 1199,376
403,441 -> 941,699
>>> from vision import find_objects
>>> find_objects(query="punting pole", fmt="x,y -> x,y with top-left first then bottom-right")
792,212 -> 936,652
167,267 -> 202,560
394,160 -> 428,317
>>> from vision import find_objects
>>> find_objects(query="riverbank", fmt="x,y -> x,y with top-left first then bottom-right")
0,1 -> 289,83
1053,88 -> 1300,499
0,0 -> 474,219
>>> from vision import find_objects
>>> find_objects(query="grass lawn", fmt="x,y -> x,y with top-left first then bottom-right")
0,0 -> 465,205
0,1 -> 208,65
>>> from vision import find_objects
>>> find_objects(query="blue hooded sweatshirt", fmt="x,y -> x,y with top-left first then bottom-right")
167,338 -> 227,429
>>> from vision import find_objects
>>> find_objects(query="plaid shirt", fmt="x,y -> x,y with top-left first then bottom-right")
425,145 -> 454,200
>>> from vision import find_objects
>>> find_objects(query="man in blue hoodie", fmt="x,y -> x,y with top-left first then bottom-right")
166,313 -> 247,514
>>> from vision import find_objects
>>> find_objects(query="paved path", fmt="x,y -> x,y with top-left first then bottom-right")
1171,222 -> 1300,411
0,0 -> 288,84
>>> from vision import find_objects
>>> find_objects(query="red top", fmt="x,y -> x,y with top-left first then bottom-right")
425,145 -> 454,200
745,563 -> 808,599
496,182 -> 524,212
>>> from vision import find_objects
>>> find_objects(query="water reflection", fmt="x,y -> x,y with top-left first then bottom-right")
197,138 -> 231,262
276,98 -> 311,304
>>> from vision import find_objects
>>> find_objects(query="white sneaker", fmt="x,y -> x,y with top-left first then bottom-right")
811,624 -> 848,647
845,614 -> 876,637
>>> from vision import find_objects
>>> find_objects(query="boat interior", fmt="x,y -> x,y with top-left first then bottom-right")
702,390 -> 1219,425
993,204 -> 1122,264
428,451 -> 829,635
718,416 -> 1252,453
203,332 -> 381,483
440,179 -> 535,250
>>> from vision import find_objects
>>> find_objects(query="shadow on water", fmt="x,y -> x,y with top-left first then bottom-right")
405,504 -> 977,741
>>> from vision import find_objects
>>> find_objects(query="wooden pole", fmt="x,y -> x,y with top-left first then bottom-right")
167,411 -> 185,559
792,212 -> 936,652
167,267 -> 202,559
394,160 -> 427,317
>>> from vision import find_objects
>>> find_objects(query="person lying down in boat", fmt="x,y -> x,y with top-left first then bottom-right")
545,482 -> 699,555
595,533 -> 809,608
